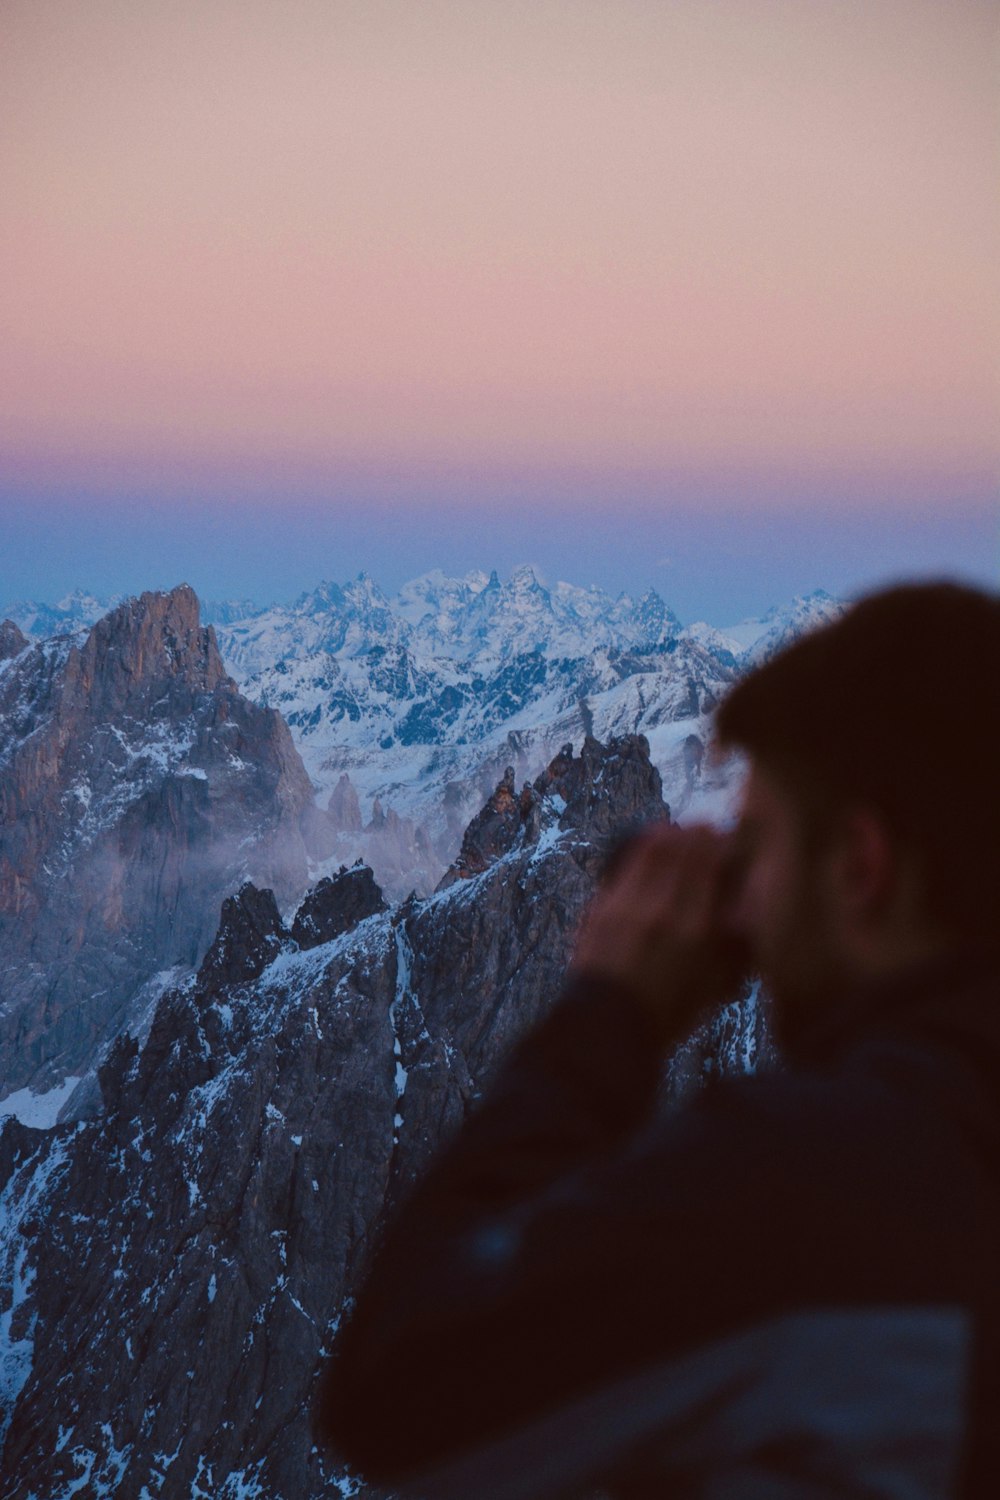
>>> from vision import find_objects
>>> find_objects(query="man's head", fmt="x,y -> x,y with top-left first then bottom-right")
716,581 -> 1000,1039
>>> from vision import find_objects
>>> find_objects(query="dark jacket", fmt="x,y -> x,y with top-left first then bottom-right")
319,950 -> 1000,1498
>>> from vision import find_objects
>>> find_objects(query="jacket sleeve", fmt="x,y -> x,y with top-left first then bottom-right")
316,973 -> 758,1482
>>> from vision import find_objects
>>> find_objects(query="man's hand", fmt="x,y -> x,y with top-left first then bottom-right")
572,824 -> 749,1047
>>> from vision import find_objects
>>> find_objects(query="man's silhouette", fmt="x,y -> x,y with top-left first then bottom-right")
319,581 -> 1000,1498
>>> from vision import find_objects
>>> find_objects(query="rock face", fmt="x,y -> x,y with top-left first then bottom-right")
0,621 -> 28,664
327,772 -> 362,833
199,884 -> 289,989
291,864 -> 388,950
442,735 -> 668,887
0,734 -> 768,1499
0,585 -> 315,1099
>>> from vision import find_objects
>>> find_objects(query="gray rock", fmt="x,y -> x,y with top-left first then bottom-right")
291,865 -> 387,951
199,884 -> 289,989
0,620 -> 28,663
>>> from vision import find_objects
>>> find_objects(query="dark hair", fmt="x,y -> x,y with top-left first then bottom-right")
716,581 -> 1000,943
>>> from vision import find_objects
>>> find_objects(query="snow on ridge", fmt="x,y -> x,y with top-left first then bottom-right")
206,567 -> 811,856
7,571 -> 842,662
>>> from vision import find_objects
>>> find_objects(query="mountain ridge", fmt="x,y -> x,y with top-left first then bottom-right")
0,733 -> 768,1499
3,570 -> 844,913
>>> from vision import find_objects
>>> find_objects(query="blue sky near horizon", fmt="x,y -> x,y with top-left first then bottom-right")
2,485 -> 995,626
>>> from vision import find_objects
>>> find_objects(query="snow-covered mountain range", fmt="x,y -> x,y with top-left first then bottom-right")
4,570 -> 843,898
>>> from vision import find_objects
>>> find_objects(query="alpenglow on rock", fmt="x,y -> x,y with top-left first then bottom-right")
0,735 -> 768,1499
0,585 -> 315,1102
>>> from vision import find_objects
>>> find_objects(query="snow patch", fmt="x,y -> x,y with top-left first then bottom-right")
389,928 -> 413,1103
0,1075 -> 82,1129
0,1136 -> 71,1445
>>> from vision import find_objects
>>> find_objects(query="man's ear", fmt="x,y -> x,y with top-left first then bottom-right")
829,806 -> 898,924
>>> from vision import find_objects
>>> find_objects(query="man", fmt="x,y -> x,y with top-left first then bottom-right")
319,582 -> 1000,1498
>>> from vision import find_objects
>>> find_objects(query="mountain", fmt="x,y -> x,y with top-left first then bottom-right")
684,589 -> 844,663
0,589 -> 119,640
3,573 -> 846,904
200,598 -> 270,627
0,735 -> 769,1499
211,567 -> 756,895
0,585 -> 315,1103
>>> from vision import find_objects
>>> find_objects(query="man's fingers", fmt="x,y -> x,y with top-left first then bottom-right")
572,821 -> 746,1044
576,825 -> 734,973
606,824 -> 730,927
670,829 -> 734,933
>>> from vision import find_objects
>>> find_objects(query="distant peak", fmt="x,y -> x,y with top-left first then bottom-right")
0,619 -> 29,662
55,588 -> 109,611
295,580 -> 347,612
509,563 -> 544,591
800,587 -> 836,603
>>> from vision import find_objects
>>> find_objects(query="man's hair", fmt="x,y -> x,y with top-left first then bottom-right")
716,581 -> 1000,943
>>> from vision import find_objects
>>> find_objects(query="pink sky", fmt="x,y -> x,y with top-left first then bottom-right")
0,0 -> 996,618
3,1 -> 996,490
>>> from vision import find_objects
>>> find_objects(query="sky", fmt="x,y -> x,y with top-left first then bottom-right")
2,0 -> 997,622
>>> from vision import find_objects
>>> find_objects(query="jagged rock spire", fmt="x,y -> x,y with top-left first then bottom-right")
199,883 -> 288,990
0,619 -> 28,662
439,734 -> 669,887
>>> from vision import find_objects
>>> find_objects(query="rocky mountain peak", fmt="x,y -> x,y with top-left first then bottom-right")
441,765 -> 523,882
282,576 -> 406,656
295,579 -> 347,613
634,587 -> 681,642
198,883 -> 288,990
290,863 -> 387,950
327,772 -> 363,833
440,734 -> 669,887
68,584 -> 228,714
509,563 -> 543,593
0,619 -> 28,662
539,733 -> 669,838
